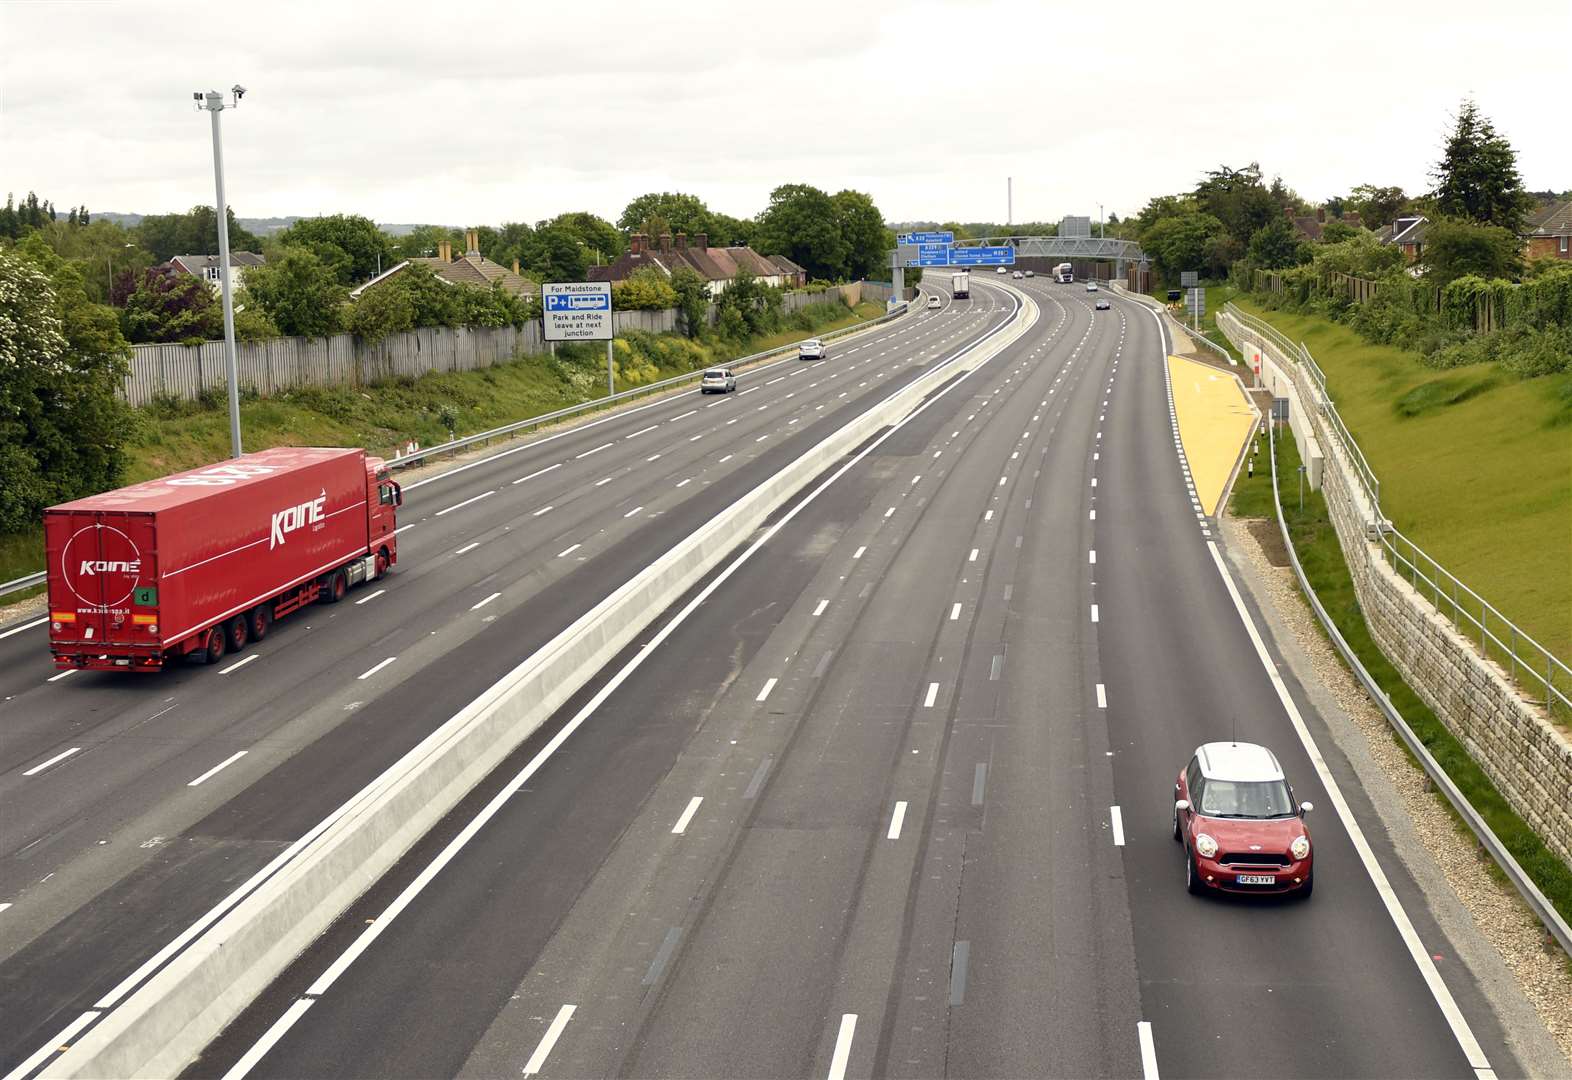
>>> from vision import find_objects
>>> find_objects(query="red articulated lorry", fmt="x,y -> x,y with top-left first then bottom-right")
45,447 -> 402,672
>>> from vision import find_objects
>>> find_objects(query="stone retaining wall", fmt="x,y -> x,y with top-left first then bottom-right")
1218,316 -> 1572,869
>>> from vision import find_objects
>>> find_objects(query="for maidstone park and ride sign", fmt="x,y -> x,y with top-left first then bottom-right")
542,281 -> 613,341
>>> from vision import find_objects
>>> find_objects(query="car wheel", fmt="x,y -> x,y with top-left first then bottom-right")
226,615 -> 248,653
1172,807 -> 1181,842
1185,848 -> 1203,895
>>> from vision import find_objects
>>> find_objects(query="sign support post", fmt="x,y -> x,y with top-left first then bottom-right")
542,280 -> 615,396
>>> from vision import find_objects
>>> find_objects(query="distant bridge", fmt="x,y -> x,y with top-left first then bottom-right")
960,236 -> 1148,277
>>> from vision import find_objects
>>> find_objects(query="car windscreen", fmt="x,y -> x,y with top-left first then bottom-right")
1198,778 -> 1295,818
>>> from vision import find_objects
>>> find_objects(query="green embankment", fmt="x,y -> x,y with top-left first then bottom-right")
0,299 -> 884,588
1230,429 -> 1572,933
1234,297 -> 1572,667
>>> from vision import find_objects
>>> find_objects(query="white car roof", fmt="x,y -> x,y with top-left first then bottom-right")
1195,741 -> 1285,782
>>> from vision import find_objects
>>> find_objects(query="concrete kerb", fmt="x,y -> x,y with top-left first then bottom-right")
47,281 -> 1035,1079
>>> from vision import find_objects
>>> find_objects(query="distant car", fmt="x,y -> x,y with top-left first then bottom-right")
1011,270 -> 1024,279
926,294 -> 942,309
699,367 -> 736,393
798,338 -> 826,360
1086,281 -> 1099,292
996,266 -> 1008,274
1095,299 -> 1111,311
1174,741 -> 1314,898
1024,269 -> 1034,277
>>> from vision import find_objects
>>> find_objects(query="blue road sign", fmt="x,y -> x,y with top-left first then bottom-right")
897,231 -> 955,246
948,246 -> 1015,266
904,244 -> 955,267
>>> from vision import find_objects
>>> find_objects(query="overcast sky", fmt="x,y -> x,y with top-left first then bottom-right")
2,0 -> 1566,229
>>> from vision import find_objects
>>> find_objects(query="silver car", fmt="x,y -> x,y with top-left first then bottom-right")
700,367 -> 736,393
799,338 -> 826,360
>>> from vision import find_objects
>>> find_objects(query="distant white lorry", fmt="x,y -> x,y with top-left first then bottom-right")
1054,262 -> 1074,283
951,271 -> 970,299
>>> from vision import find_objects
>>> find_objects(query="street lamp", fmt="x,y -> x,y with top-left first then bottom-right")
194,85 -> 247,458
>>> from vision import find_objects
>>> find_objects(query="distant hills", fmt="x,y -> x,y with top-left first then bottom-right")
93,213 -> 445,237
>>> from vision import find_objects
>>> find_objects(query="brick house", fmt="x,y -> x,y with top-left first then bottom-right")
1287,206 -> 1365,242
588,233 -> 796,296
1383,215 -> 1429,263
1522,199 -> 1572,262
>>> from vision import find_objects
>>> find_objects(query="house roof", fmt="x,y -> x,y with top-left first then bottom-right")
1290,216 -> 1323,242
769,254 -> 806,276
1524,199 -> 1572,237
350,254 -> 536,299
167,252 -> 266,274
1388,216 -> 1429,246
589,240 -> 789,286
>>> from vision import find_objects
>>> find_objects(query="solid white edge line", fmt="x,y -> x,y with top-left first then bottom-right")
356,657 -> 395,681
353,588 -> 385,606
1,1010 -> 101,1080
23,746 -> 81,776
827,1013 -> 858,1080
218,654 -> 260,675
522,1004 -> 576,1076
887,801 -> 908,840
1110,804 -> 1125,846
0,616 -> 46,640
1137,1020 -> 1159,1080
433,489 -> 494,517
1204,540 -> 1493,1072
671,796 -> 703,835
756,677 -> 778,702
218,998 -> 312,1080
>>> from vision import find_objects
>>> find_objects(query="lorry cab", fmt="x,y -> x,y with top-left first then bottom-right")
367,458 -> 402,576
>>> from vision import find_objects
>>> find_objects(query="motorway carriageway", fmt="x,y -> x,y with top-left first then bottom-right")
0,280 -> 1019,1078
187,279 -> 1522,1078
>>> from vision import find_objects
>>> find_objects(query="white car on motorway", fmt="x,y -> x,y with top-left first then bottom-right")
1094,299 -> 1111,311
1011,270 -> 1024,279
1086,281 -> 1099,292
699,367 -> 736,393
799,338 -> 826,360
926,294 -> 942,309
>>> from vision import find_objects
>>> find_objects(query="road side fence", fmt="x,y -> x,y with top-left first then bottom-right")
123,283 -> 884,406
1217,303 -> 1572,871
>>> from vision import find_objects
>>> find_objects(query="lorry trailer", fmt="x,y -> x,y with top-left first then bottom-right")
951,271 -> 970,299
45,447 -> 401,671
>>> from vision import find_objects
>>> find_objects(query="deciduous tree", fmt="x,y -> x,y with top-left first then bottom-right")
241,247 -> 346,337
276,214 -> 394,286
754,183 -> 849,282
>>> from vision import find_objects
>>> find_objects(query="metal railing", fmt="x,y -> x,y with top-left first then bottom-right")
1,570 -> 46,603
1267,421 -> 1572,957
387,301 -> 911,472
1218,303 -> 1568,717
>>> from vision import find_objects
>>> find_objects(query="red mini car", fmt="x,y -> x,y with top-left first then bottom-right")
1173,742 -> 1314,898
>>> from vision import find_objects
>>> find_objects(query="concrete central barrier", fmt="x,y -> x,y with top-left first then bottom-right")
47,283 -> 1038,1079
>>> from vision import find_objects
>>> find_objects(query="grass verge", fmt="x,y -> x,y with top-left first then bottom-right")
1246,423 -> 1572,931
1231,296 -> 1571,669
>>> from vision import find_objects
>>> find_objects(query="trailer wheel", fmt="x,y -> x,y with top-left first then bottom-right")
226,615 -> 249,652
320,568 -> 348,604
201,626 -> 226,665
248,606 -> 272,642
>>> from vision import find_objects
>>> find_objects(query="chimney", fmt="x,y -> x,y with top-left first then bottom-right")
437,239 -> 452,262
659,233 -> 673,254
513,258 -> 521,275
694,232 -> 708,250
465,229 -> 479,257
630,233 -> 644,255
675,232 -> 687,251
1317,207 -> 1326,223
